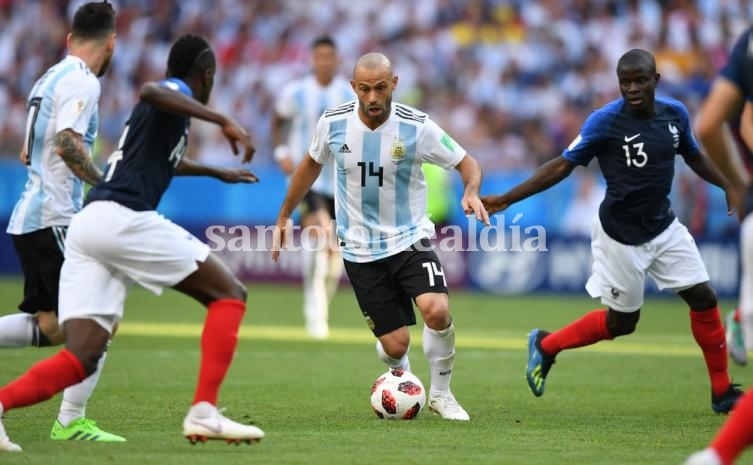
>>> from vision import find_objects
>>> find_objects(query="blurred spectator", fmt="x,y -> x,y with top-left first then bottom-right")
1,0 -> 749,238
560,170 -> 606,238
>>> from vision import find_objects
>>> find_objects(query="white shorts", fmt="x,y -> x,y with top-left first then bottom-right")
739,215 -> 753,351
585,217 -> 710,312
59,201 -> 210,332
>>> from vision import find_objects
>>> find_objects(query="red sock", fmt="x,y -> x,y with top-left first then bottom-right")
734,308 -> 740,323
192,299 -> 245,405
711,388 -> 753,465
690,306 -> 731,396
541,309 -> 612,357
0,349 -> 86,412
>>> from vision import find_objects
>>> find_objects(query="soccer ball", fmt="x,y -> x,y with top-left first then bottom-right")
370,369 -> 426,419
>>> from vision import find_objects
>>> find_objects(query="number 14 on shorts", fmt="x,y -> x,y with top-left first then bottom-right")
422,261 -> 446,287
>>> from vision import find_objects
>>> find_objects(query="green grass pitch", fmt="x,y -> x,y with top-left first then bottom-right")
0,278 -> 749,465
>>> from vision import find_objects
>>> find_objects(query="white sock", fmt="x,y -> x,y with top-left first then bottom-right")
57,342 -> 109,427
325,253 -> 343,301
301,242 -> 329,332
739,215 -> 753,351
423,323 -> 455,397
0,313 -> 36,348
376,340 -> 411,371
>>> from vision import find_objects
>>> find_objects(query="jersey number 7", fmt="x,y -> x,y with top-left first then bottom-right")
23,97 -> 43,165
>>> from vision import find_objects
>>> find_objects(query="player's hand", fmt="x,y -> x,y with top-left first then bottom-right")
462,194 -> 490,226
19,148 -> 28,164
215,167 -> 259,184
271,217 -> 291,262
480,195 -> 510,215
725,184 -> 745,220
221,116 -> 255,163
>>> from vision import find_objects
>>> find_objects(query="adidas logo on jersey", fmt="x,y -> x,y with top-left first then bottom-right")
339,144 -> 351,153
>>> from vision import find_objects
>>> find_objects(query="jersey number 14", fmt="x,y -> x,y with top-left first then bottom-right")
104,125 -> 187,182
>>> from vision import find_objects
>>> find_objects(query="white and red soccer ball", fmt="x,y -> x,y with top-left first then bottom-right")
370,369 -> 426,420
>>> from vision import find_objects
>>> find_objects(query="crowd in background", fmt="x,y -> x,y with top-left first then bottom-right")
0,0 -> 750,237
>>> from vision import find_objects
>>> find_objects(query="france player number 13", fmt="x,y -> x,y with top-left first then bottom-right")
622,140 -> 648,168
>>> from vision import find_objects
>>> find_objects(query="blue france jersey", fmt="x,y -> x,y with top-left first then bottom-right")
87,78 -> 191,211
562,97 -> 701,245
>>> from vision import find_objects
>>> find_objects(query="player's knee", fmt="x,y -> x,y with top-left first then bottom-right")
380,337 -> 409,359
80,349 -> 104,375
64,343 -> 105,375
606,309 -> 640,337
416,294 -> 450,330
422,304 -> 450,331
681,283 -> 717,311
222,277 -> 247,302
62,319 -> 111,375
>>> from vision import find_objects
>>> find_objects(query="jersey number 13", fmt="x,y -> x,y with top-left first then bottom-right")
622,142 -> 648,168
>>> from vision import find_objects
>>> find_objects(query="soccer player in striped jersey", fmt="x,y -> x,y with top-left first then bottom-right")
271,37 -> 353,340
273,52 -> 489,420
0,1 -> 123,443
482,49 -> 742,414
694,26 -> 753,368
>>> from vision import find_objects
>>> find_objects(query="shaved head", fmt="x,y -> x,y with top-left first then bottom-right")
353,52 -> 392,77
617,48 -> 656,74
351,52 -> 398,129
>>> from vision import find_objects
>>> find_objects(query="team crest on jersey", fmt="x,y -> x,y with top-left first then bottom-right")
391,138 -> 406,163
668,123 -> 679,149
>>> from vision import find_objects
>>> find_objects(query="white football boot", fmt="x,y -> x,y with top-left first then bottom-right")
684,448 -> 722,465
428,391 -> 470,421
182,401 -> 264,445
0,413 -> 21,453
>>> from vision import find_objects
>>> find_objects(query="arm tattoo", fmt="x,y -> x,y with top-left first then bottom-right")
54,130 -> 103,186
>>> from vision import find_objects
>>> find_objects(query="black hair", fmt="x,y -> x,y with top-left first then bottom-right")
311,36 -> 336,50
71,1 -> 116,41
166,35 -> 215,80
617,49 -> 656,74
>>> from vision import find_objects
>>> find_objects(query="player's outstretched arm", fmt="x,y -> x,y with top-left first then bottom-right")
175,158 -> 259,183
454,154 -> 489,225
139,82 -> 255,163
695,77 -> 749,190
272,154 -> 323,262
54,129 -> 104,186
683,150 -> 739,216
481,156 -> 575,215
